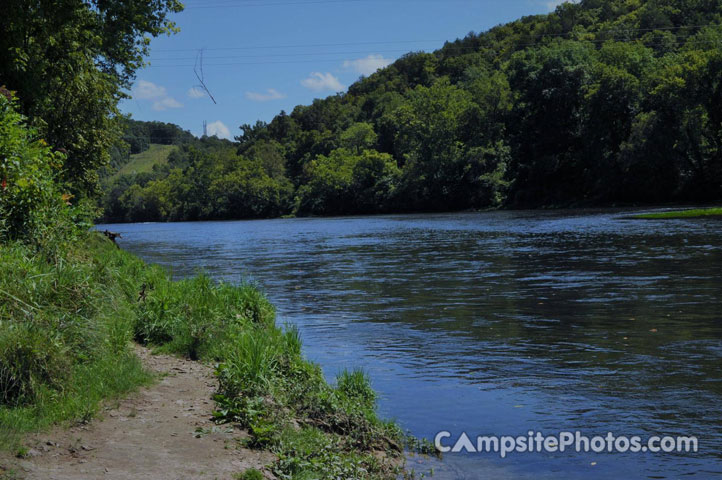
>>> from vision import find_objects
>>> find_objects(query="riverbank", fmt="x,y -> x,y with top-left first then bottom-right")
0,232 -> 405,479
631,207 -> 722,219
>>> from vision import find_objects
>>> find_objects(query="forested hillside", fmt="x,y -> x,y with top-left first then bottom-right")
102,0 -> 722,222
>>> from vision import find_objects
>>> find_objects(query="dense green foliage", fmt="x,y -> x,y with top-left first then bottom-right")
0,92 -> 67,244
101,137 -> 295,222
102,0 -> 722,222
123,119 -> 196,155
0,0 -> 183,197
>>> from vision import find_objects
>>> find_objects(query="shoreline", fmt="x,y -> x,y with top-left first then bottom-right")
97,203 -> 722,227
0,232 -> 410,479
629,207 -> 722,219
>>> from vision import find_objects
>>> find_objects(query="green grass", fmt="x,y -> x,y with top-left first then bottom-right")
0,236 -> 153,450
0,231 -> 408,479
114,144 -> 176,178
632,207 -> 722,219
234,470 -> 264,480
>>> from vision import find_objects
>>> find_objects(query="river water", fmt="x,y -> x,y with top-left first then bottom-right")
99,209 -> 722,479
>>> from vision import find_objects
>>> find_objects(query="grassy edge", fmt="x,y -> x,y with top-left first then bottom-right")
0,232 -> 422,479
630,207 -> 722,219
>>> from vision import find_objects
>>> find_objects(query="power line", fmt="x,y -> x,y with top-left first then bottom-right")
144,36 -> 722,68
150,23 -> 720,54
149,48 -> 424,61
182,0 -> 474,9
147,23 -> 722,61
153,39 -> 446,53
147,58 -> 391,67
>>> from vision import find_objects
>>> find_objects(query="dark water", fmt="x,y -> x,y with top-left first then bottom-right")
99,210 -> 722,479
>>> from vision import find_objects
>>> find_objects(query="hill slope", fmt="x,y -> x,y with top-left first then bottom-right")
101,0 -> 722,223
114,144 -> 176,178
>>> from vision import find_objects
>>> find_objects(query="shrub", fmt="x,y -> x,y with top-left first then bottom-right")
0,91 -> 68,244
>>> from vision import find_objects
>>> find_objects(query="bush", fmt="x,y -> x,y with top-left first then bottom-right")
0,90 -> 68,244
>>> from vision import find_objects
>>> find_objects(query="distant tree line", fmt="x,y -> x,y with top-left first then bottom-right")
101,0 -> 722,223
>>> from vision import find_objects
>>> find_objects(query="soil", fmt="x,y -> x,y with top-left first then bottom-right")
3,346 -> 274,480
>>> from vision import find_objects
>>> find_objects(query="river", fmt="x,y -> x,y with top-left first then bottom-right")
98,209 -> 722,479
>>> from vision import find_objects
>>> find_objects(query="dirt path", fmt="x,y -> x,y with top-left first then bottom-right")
7,346 -> 274,480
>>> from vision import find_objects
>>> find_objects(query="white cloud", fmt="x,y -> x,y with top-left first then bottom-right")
206,120 -> 231,140
245,88 -> 287,102
301,72 -> 345,92
133,80 -> 167,100
187,87 -> 206,99
152,97 -> 183,111
545,0 -> 579,11
343,55 -> 393,76
133,79 -> 182,111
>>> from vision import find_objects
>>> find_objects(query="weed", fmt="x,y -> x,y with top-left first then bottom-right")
13,446 -> 28,459
233,469 -> 264,480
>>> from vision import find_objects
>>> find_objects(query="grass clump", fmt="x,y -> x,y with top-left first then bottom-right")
127,257 -> 406,478
632,207 -> 722,219
212,347 -> 405,479
234,469 -> 264,480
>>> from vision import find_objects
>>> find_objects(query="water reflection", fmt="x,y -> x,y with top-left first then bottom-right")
99,210 -> 722,479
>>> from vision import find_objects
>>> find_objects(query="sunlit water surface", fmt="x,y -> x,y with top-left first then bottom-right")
99,210 -> 722,479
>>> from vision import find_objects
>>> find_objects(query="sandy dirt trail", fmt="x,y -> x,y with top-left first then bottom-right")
6,346 -> 274,480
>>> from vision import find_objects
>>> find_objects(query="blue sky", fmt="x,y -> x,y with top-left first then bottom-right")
122,0 -> 573,140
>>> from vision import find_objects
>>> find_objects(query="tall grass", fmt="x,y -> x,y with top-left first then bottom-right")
0,235 -> 151,450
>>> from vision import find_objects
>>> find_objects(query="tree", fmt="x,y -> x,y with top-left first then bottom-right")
350,150 -> 400,212
0,0 -> 183,196
389,78 -> 509,210
507,41 -> 597,205
340,123 -> 377,153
